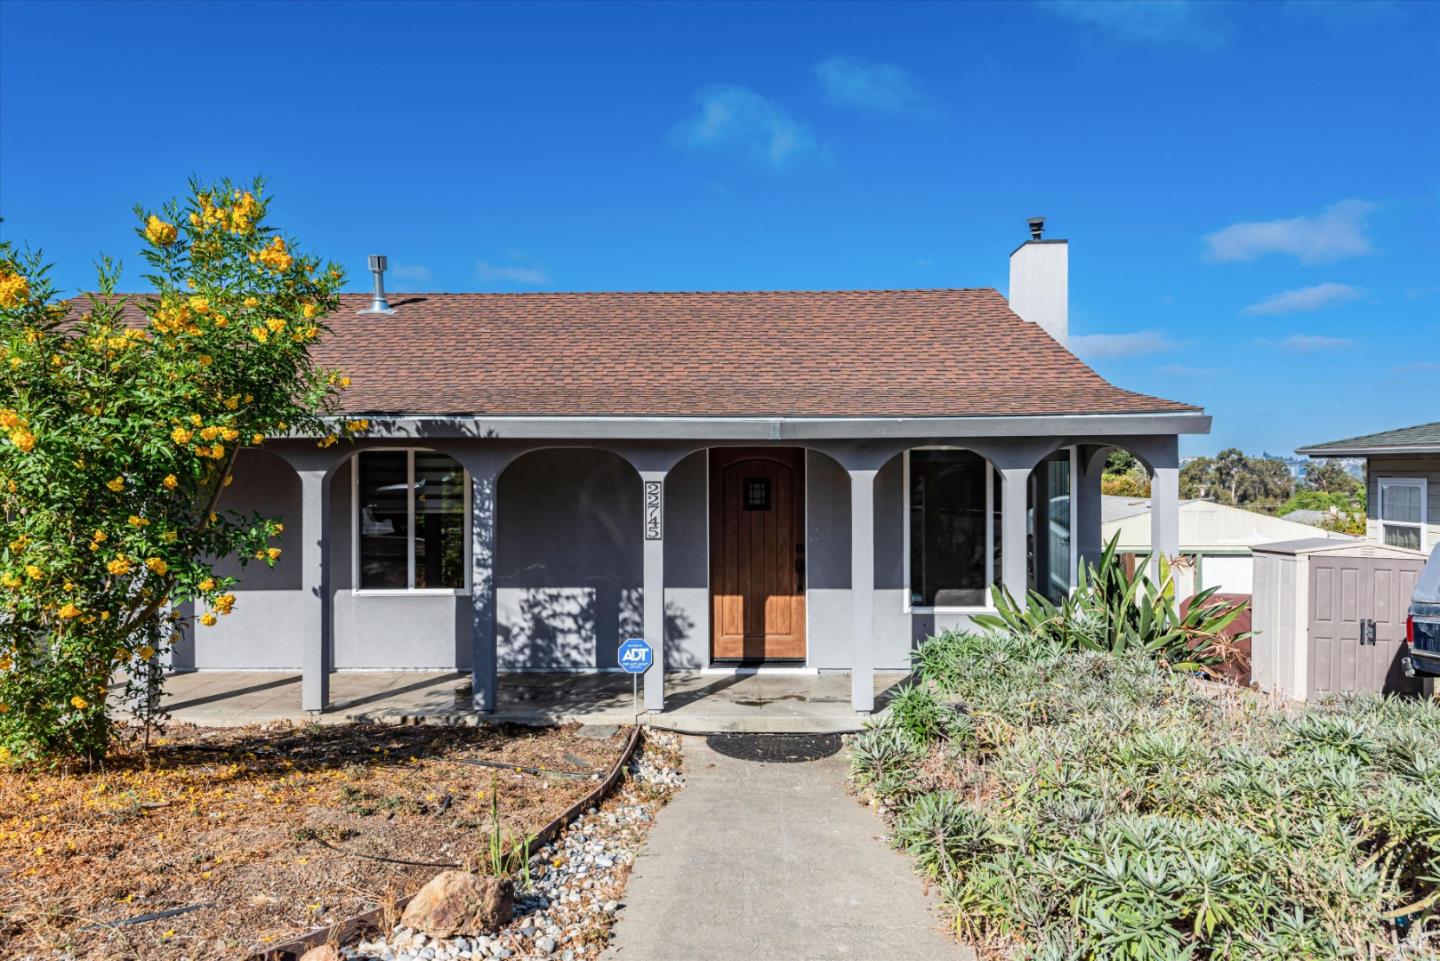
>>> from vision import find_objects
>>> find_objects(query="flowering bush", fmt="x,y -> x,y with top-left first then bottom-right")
0,178 -> 362,761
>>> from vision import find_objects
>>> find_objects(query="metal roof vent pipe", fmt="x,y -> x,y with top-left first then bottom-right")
359,254 -> 396,315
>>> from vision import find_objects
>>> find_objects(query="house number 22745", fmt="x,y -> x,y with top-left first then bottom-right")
644,481 -> 662,540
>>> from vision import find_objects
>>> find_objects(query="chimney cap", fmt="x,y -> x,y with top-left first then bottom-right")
1027,217 -> 1046,241
359,253 -> 396,315
367,254 -> 388,272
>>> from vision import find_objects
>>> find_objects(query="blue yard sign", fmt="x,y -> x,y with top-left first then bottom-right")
618,638 -> 653,674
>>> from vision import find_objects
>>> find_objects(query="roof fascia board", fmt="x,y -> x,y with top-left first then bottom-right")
1296,445 -> 1440,457
318,411 -> 1211,440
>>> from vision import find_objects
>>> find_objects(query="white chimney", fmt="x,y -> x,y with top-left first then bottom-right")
1007,217 -> 1068,345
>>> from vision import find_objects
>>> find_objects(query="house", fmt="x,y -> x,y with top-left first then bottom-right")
170,223 -> 1210,717
1297,422 -> 1440,551
1101,495 -> 1354,596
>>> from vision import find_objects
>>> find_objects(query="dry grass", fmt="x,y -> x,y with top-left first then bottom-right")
0,721 -> 628,960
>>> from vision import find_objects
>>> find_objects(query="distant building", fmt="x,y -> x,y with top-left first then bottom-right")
1102,496 -> 1354,596
1297,422 -> 1440,551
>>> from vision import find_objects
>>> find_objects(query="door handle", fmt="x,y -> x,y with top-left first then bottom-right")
1360,619 -> 1376,646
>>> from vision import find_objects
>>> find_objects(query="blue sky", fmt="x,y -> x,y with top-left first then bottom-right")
2,0 -> 1436,456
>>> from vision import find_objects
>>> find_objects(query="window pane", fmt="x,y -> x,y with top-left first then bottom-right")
1382,482 -> 1422,524
1384,523 -> 1421,550
358,452 -> 409,589
1044,453 -> 1072,602
414,453 -> 465,589
910,450 -> 988,607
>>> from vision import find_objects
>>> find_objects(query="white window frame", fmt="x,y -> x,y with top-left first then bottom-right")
1378,476 -> 1428,551
902,447 -> 998,614
352,448 -> 471,595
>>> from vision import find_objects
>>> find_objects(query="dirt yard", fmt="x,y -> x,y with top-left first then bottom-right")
0,721 -> 630,961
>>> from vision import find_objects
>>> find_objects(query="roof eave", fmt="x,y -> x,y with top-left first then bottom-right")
1296,444 -> 1440,457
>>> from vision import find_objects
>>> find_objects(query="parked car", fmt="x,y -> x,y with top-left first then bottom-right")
1404,544 -> 1440,679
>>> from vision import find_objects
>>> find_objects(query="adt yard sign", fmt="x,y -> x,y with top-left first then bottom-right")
618,638 -> 653,674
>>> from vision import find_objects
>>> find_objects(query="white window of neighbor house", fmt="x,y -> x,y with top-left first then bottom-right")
356,450 -> 469,591
905,449 -> 997,609
1378,477 -> 1427,550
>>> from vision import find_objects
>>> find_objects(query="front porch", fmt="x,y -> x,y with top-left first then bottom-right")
155,669 -> 912,733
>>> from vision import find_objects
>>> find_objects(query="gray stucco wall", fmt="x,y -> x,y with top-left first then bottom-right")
182,443 -> 993,674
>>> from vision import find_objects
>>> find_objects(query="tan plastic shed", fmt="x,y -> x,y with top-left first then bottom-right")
1251,538 -> 1427,701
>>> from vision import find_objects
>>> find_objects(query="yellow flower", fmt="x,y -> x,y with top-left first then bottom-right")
214,593 -> 236,615
251,433 -> 265,445
161,530 -> 178,543
223,474 -> 234,487
273,522 -> 284,534
0,271 -> 30,308
210,443 -> 225,459
8,429 -> 35,453
198,578 -> 216,591
71,695 -> 90,710
106,556 -> 132,576
265,317 -> 286,334
214,315 -> 228,328
144,215 -> 177,247
200,612 -> 218,626
221,427 -> 239,442
145,557 -> 169,575
199,354 -> 213,367
172,426 -> 194,444
1,572 -> 22,589
266,547 -> 282,561
105,476 -> 125,492
0,409 -> 22,429
251,326 -> 269,344
302,303 -> 319,319
187,296 -> 211,315
243,296 -> 260,308
199,426 -> 220,442
128,515 -> 149,527
163,474 -> 178,490
58,602 -> 81,620
92,529 -> 107,543
137,645 -> 155,660
338,376 -> 351,388
224,395 -> 239,410
24,565 -> 42,580
258,236 -> 293,272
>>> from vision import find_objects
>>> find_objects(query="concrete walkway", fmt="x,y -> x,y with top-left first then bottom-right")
602,734 -> 970,961
152,671 -> 908,733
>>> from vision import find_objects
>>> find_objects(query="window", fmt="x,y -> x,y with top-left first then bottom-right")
907,450 -> 995,608
356,451 -> 468,590
1379,477 -> 1427,550
744,478 -> 771,511
1029,450 -> 1074,604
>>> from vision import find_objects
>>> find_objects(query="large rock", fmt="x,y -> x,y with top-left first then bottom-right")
298,947 -> 341,961
399,871 -> 514,938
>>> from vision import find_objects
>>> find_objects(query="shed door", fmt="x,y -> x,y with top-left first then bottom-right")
1308,555 -> 1422,697
711,448 -> 806,661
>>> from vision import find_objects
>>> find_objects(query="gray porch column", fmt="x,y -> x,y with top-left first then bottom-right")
639,469 -> 667,712
297,467 -> 332,713
848,469 -> 877,713
1000,467 -> 1031,601
470,466 -> 500,713
1151,464 -> 1180,575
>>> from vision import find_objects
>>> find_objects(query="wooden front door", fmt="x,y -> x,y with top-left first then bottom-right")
711,448 -> 806,660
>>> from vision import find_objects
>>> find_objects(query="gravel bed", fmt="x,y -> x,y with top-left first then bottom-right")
342,728 -> 684,961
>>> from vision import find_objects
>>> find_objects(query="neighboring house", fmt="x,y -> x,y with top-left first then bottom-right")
1278,508 -> 1333,528
1297,422 -> 1440,552
1101,495 -> 1353,596
151,224 -> 1210,717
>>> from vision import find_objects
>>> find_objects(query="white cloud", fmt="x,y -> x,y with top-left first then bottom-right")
674,85 -> 823,169
1205,200 -> 1376,264
388,264 -> 433,286
1070,330 -> 1182,359
1272,334 -> 1355,352
475,260 -> 549,286
1038,0 -> 1227,49
1241,282 -> 1364,315
1157,364 -> 1221,376
815,56 -> 921,113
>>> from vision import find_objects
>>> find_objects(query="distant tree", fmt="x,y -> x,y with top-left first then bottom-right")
1181,450 -> 1293,512
1102,449 -> 1151,497
1302,460 -> 1362,496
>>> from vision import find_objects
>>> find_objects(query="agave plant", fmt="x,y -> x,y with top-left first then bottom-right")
973,533 -> 1250,672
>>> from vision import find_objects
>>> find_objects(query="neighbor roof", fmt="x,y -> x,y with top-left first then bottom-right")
1296,422 -> 1440,457
95,289 -> 1199,419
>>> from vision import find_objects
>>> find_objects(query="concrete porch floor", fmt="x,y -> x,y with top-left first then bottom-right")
152,670 -> 908,733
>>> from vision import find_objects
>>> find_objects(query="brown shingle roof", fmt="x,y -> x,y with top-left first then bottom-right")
96,289 -> 1200,418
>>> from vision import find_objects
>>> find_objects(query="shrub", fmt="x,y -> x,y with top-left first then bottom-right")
0,178 -> 364,761
852,629 -> 1440,957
